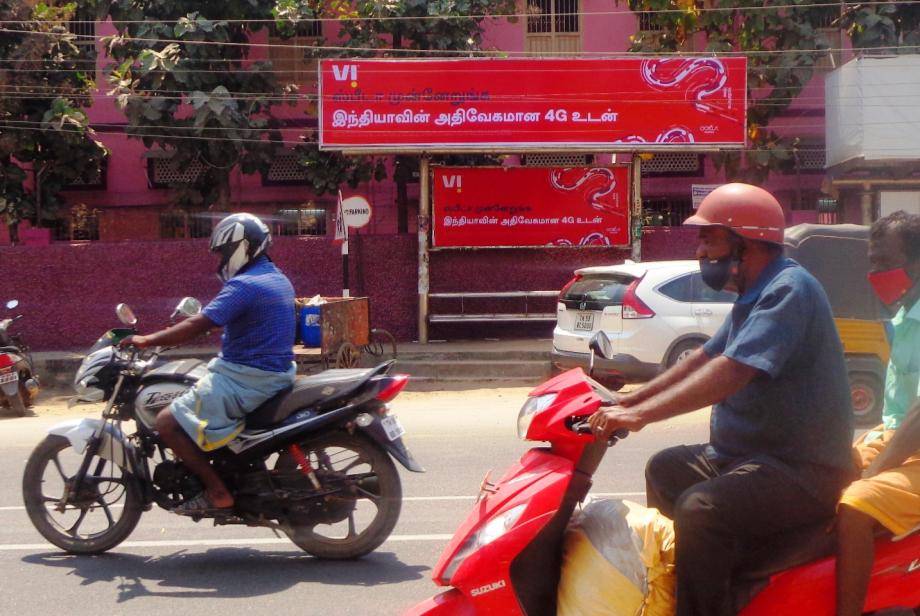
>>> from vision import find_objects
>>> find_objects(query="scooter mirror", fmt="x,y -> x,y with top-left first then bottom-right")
589,331 -> 613,360
116,303 -> 138,327
173,297 -> 202,318
5,299 -> 18,310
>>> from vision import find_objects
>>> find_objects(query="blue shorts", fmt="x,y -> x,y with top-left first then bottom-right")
169,357 -> 296,451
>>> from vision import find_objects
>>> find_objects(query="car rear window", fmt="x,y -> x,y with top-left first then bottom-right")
561,274 -> 634,310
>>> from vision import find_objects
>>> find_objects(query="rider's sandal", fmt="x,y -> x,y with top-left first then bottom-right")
173,492 -> 233,516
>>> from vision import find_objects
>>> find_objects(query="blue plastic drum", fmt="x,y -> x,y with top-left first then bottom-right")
299,306 -> 322,347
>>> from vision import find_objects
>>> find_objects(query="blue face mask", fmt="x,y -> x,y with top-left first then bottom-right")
699,255 -> 737,292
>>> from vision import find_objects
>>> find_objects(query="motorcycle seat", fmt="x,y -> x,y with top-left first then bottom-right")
246,368 -> 377,429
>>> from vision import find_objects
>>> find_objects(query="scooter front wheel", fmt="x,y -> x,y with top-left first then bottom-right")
22,435 -> 143,554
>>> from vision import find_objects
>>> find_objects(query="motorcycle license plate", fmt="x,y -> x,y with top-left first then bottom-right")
0,371 -> 17,385
381,415 -> 405,441
574,312 -> 595,332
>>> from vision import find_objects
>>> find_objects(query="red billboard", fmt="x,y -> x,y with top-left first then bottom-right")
319,58 -> 747,151
432,166 -> 630,248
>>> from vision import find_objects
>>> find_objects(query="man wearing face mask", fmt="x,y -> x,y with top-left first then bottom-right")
589,183 -> 854,616
835,211 -> 920,616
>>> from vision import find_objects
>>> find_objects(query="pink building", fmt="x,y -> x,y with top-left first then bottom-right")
0,2 -> 846,349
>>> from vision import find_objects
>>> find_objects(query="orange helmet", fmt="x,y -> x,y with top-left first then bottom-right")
684,183 -> 786,244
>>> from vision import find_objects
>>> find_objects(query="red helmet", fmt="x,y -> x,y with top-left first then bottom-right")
684,183 -> 786,244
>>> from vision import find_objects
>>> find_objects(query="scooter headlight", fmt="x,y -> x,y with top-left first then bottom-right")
516,393 -> 557,439
441,504 -> 527,584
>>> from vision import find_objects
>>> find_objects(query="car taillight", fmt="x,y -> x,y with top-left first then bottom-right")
376,374 -> 409,402
0,354 -> 12,369
559,274 -> 582,300
622,278 -> 655,319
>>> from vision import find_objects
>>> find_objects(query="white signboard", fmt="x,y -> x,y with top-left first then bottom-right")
341,196 -> 372,228
692,185 -> 721,210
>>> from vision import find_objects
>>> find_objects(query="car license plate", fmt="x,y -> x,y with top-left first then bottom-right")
381,415 -> 405,441
574,312 -> 595,332
0,371 -> 17,385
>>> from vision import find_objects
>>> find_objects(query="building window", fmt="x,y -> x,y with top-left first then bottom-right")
640,152 -> 703,176
637,12 -> 663,31
786,145 -> 826,174
159,210 -> 213,239
268,22 -> 322,90
522,153 -> 592,167
149,158 -> 205,188
67,9 -> 97,62
642,197 -> 693,227
526,0 -> 581,54
272,206 -> 327,237
49,205 -> 100,241
263,150 -> 309,186
62,159 -> 107,190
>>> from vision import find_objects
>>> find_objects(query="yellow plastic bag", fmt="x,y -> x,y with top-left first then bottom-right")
557,499 -> 676,616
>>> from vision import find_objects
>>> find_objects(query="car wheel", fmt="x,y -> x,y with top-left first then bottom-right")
666,339 -> 704,369
849,372 -> 883,427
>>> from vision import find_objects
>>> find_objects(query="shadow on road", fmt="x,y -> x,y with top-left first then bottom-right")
22,548 -> 428,603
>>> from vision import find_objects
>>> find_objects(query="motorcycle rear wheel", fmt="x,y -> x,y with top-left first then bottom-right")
277,432 -> 402,559
22,435 -> 143,554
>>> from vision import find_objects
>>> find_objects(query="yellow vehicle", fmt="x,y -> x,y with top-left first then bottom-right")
784,224 -> 891,426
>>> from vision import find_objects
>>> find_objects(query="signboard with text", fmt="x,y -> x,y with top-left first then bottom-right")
319,58 -> 747,152
432,166 -> 630,248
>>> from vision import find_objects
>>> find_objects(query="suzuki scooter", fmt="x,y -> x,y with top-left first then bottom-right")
406,333 -> 920,616
0,299 -> 39,416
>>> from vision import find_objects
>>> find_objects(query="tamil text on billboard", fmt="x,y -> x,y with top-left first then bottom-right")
432,166 -> 630,248
319,58 -> 747,151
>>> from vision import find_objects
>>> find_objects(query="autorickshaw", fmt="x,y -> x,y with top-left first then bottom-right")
784,224 -> 890,426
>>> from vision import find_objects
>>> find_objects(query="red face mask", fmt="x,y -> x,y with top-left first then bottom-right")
867,267 -> 914,306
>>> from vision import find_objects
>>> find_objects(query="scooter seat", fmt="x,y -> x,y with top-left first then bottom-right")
735,518 -> 836,582
246,368 -> 376,429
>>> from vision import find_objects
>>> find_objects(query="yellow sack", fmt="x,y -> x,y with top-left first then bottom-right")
557,499 -> 676,616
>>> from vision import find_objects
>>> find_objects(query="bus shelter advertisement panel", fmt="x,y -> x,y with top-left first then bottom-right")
432,167 -> 630,248
319,58 -> 747,150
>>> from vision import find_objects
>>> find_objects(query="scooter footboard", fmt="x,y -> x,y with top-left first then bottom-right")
403,589 -> 476,616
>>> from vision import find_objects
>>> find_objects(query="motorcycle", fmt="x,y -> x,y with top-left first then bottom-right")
22,298 -> 423,557
406,332 -> 920,616
0,299 -> 39,417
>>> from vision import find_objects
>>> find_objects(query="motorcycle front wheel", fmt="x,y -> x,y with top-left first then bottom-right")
22,435 -> 143,554
277,432 -> 402,559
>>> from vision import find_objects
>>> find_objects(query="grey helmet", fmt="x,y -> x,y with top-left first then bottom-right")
209,213 -> 271,281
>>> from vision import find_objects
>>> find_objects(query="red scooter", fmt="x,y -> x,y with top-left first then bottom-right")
406,334 -> 920,616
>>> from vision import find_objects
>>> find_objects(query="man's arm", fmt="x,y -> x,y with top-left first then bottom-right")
120,314 -> 216,349
865,401 -> 920,476
589,355 -> 759,436
617,347 -> 711,407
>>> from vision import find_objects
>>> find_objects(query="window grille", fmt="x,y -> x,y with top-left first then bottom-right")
49,206 -> 100,241
264,150 -> 308,184
642,197 -> 693,227
637,12 -> 663,31
67,13 -> 96,60
526,1 -> 581,53
64,160 -> 106,189
273,207 -> 327,237
640,152 -> 702,175
159,211 -> 214,239
797,146 -> 826,171
523,153 -> 591,167
150,158 -> 205,186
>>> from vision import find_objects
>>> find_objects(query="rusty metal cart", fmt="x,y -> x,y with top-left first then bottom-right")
293,296 -> 397,371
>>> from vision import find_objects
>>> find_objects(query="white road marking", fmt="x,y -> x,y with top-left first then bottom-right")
0,492 -> 644,511
0,534 -> 455,552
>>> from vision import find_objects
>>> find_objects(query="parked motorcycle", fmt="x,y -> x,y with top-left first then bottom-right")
406,333 -> 920,616
22,298 -> 422,556
0,299 -> 39,417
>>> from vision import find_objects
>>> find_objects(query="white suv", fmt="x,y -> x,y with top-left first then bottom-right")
551,260 -> 737,386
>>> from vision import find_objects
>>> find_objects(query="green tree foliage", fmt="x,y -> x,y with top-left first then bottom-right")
0,1 -> 108,228
840,1 -> 920,50
625,0 -> 839,182
105,1 -> 297,209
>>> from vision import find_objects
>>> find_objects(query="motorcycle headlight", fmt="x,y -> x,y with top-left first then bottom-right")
441,504 -> 527,584
516,393 -> 557,439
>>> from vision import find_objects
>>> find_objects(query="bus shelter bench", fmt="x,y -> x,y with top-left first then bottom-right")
428,291 -> 559,324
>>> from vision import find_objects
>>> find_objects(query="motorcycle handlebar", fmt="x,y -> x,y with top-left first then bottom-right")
570,417 -> 629,443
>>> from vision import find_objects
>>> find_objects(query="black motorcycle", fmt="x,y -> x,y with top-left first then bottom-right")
22,298 -> 422,556
0,299 -> 39,416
